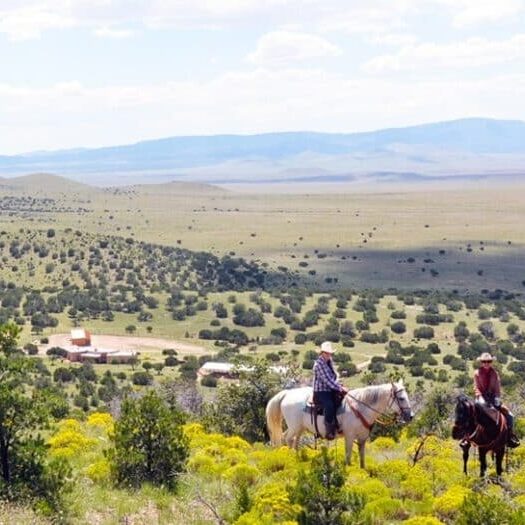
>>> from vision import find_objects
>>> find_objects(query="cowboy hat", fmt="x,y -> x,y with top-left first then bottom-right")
320,341 -> 337,354
478,352 -> 495,362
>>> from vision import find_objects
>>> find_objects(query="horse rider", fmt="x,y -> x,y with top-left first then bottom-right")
465,352 -> 520,448
313,341 -> 348,440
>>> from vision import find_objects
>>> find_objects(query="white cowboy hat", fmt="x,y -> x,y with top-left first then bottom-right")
478,352 -> 495,362
320,341 -> 337,354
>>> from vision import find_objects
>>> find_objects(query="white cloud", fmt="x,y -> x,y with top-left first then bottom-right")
368,33 -> 418,46
1,1 -> 523,41
247,31 -> 341,66
1,68 -> 524,153
0,4 -> 75,41
364,34 -> 525,73
432,0 -> 525,27
94,26 -> 134,39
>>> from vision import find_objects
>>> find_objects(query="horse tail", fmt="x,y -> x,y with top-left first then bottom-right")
266,390 -> 288,445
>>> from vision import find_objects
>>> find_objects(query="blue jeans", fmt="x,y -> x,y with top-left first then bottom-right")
314,391 -> 337,427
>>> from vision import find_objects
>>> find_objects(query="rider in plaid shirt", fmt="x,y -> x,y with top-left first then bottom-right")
313,341 -> 347,440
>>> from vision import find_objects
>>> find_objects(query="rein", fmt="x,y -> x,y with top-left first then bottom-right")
345,384 -> 402,428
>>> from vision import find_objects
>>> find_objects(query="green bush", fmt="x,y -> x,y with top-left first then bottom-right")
201,375 -> 218,388
456,492 -> 525,525
108,390 -> 189,490
291,447 -> 365,525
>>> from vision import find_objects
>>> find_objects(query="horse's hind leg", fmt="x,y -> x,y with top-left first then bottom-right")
283,428 -> 301,449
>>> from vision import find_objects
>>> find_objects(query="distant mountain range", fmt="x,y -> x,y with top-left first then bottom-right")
1,118 -> 524,186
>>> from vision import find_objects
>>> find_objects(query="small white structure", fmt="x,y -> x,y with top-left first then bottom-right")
198,361 -> 288,378
198,362 -> 236,377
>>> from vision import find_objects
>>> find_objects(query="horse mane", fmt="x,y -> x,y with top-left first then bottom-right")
349,383 -> 390,405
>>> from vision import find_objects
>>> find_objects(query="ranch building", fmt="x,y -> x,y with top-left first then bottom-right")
70,328 -> 91,346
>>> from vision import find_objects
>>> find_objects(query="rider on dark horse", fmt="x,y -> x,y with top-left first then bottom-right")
313,341 -> 348,440
460,352 -> 519,449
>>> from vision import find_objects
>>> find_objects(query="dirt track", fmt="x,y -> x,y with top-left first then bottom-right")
40,333 -> 207,355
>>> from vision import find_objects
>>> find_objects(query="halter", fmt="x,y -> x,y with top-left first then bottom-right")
345,383 -> 411,429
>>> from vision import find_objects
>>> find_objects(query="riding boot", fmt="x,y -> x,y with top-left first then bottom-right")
325,422 -> 337,440
506,413 -> 520,448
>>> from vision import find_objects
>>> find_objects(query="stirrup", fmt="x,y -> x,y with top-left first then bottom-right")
508,436 -> 520,448
459,439 -> 469,449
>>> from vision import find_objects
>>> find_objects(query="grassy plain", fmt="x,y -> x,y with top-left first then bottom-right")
3,176 -> 525,291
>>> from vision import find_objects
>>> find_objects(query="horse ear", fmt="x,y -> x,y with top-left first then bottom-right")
397,378 -> 404,386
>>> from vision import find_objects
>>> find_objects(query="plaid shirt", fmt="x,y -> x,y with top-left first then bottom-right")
313,355 -> 343,392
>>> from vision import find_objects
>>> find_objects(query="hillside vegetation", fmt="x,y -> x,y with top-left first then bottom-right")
1,179 -> 525,523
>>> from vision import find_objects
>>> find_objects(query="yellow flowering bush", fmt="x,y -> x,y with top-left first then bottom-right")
400,465 -> 433,500
184,422 -> 207,442
404,516 -> 445,525
252,446 -> 299,475
362,496 -> 405,523
235,510 -> 297,525
251,481 -> 301,522
86,412 -> 114,434
418,456 -> 464,492
432,485 -> 472,520
48,420 -> 97,459
187,452 -> 224,476
350,478 -> 391,501
371,458 -> 411,487
85,459 -> 111,484
371,437 -> 397,450
223,463 -> 261,486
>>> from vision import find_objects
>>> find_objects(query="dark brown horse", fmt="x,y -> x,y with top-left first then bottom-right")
452,395 -> 508,477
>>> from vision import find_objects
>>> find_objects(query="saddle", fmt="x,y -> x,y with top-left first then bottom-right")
477,404 -> 508,426
304,393 -> 346,416
478,404 -> 501,425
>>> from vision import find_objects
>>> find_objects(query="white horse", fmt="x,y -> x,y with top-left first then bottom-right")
266,380 -> 413,467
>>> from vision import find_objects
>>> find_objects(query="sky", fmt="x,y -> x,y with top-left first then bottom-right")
1,0 -> 524,154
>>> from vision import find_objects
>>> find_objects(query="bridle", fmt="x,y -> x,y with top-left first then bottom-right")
345,383 -> 412,429
391,384 -> 412,419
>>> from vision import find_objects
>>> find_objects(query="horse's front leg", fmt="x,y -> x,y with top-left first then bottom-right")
344,433 -> 355,465
495,448 -> 505,477
462,443 -> 470,475
479,449 -> 487,477
358,439 -> 367,469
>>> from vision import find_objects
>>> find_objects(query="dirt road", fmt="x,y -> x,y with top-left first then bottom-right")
40,334 -> 207,355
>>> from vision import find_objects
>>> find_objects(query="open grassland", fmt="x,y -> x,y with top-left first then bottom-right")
1,177 -> 525,291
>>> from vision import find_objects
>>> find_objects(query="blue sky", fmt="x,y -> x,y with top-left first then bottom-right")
1,0 -> 524,154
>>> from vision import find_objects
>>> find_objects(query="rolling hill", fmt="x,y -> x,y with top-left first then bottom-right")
1,118 -> 524,186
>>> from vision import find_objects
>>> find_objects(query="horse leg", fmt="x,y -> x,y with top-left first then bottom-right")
357,440 -> 365,469
283,428 -> 296,449
462,443 -> 470,475
495,448 -> 505,477
479,450 -> 487,477
344,433 -> 355,465
292,430 -> 303,450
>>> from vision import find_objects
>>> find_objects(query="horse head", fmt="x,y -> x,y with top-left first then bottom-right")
391,379 -> 414,423
452,395 -> 473,439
